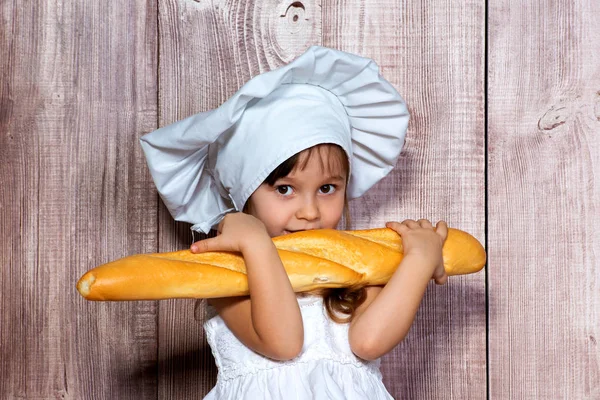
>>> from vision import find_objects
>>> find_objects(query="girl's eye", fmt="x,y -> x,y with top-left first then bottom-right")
276,185 -> 293,196
319,184 -> 336,194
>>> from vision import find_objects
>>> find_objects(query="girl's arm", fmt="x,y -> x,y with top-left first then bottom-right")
193,213 -> 304,361
348,219 -> 448,361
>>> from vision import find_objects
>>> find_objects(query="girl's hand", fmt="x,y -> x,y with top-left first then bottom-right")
385,219 -> 449,285
191,212 -> 270,254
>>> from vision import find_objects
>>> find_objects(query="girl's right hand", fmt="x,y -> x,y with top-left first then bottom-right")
385,219 -> 448,285
190,212 -> 270,254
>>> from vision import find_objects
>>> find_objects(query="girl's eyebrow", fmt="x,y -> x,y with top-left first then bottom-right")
324,174 -> 346,181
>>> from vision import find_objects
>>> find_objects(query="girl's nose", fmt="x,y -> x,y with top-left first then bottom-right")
296,196 -> 320,221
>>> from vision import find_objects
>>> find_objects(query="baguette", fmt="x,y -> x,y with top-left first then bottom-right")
77,227 -> 486,301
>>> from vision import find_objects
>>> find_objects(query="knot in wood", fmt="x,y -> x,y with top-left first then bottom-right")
281,2 -> 306,32
538,105 -> 569,131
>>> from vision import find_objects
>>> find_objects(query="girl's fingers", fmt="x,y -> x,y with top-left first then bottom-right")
417,219 -> 433,229
216,217 -> 227,234
388,219 -> 448,237
386,221 -> 402,229
434,273 -> 448,285
433,263 -> 448,285
435,220 -> 449,240
401,219 -> 420,228
386,221 -> 410,234
191,236 -> 223,253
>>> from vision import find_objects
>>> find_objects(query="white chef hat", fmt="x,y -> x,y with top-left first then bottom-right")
140,45 -> 409,234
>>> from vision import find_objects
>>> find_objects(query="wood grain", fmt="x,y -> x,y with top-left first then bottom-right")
4,0 -> 596,398
0,1 -> 159,398
156,1 -> 228,397
156,0 -> 486,398
156,0 -> 322,397
488,1 -> 600,398
323,0 -> 487,398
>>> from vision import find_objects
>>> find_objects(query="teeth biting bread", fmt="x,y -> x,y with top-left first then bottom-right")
76,227 -> 486,301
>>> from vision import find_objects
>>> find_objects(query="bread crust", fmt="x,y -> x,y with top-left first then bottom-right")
77,228 -> 486,301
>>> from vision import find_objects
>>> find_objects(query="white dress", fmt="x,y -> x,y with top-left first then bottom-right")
203,294 -> 394,399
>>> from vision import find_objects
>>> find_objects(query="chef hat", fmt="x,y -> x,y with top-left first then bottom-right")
140,45 -> 409,234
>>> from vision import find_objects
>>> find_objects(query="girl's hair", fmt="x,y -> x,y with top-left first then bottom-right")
247,143 -> 367,323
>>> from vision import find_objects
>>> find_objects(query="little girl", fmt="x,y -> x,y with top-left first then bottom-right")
140,46 -> 448,399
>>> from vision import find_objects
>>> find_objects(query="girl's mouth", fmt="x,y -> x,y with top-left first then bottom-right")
283,229 -> 303,235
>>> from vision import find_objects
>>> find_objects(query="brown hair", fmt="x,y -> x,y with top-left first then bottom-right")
246,143 -> 367,323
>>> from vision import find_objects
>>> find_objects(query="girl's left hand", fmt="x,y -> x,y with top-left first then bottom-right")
386,219 -> 449,285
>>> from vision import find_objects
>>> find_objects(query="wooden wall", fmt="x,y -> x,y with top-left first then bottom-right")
0,0 -> 597,398
488,1 -> 600,398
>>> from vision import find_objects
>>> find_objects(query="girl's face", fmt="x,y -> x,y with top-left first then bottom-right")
246,145 -> 347,238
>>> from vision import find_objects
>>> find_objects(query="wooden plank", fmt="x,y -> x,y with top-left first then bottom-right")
323,1 -> 487,398
0,1 -> 159,398
158,0 -> 485,398
156,0 -> 322,397
488,1 -> 600,398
